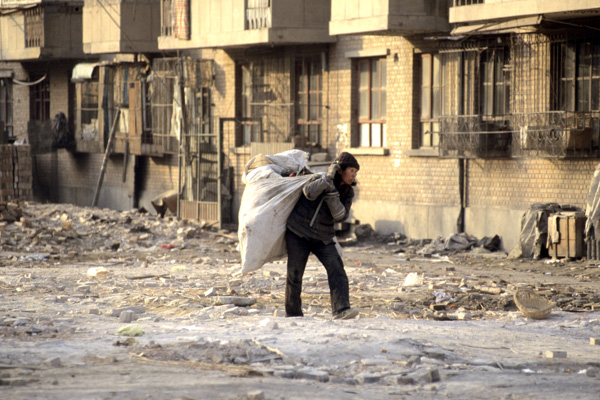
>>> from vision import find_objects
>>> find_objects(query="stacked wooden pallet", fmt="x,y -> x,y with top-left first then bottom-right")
0,144 -> 32,202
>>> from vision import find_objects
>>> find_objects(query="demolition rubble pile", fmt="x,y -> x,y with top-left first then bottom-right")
0,201 -> 225,263
0,144 -> 32,202
1,201 -> 599,320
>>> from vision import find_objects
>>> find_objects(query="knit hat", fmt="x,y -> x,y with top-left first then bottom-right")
335,152 -> 360,171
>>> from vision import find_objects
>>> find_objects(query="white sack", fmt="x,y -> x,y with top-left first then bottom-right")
238,150 -> 312,274
242,149 -> 310,184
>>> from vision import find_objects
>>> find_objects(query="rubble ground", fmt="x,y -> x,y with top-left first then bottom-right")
1,202 -> 599,399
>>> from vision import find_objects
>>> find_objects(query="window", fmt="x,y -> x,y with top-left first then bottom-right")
0,79 -> 13,138
160,0 -> 173,36
556,41 -> 600,112
357,58 -> 387,147
420,53 -> 441,147
142,79 -> 152,133
236,63 -> 261,146
481,48 -> 510,117
24,6 -> 43,48
296,58 -> 322,145
418,48 -> 506,149
80,79 -> 99,139
246,0 -> 271,30
30,77 -> 50,121
195,87 -> 211,134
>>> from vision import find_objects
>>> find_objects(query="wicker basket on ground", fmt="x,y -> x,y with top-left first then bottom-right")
514,288 -> 555,320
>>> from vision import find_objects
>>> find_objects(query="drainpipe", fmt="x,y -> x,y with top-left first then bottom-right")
457,158 -> 465,233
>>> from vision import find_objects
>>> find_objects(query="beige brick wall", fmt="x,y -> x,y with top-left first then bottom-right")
0,62 -> 30,142
24,31 -> 600,246
468,158 -> 594,210
327,35 -> 460,208
321,32 -> 596,245
49,63 -> 71,121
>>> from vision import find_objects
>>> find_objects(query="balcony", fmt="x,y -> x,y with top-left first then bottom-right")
330,0 -> 451,36
510,112 -> 598,159
450,0 -> 600,25
439,115 -> 512,159
0,1 -> 84,60
83,0 -> 161,54
438,112 -> 600,159
158,0 -> 332,50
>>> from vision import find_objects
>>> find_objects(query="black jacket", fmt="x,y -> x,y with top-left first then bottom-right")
287,175 -> 354,244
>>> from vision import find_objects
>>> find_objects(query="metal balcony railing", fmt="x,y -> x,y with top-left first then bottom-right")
438,112 -> 600,159
439,115 -> 512,159
453,0 -> 485,6
510,112 -> 598,158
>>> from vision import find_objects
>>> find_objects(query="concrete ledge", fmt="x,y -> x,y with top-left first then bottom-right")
405,148 -> 439,157
346,147 -> 390,156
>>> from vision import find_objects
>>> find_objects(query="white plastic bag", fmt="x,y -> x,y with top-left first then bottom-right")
237,150 -> 312,274
242,149 -> 310,184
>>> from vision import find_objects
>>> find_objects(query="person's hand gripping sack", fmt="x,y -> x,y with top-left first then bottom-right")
327,162 -> 342,181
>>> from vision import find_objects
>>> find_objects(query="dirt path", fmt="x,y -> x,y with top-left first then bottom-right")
1,202 -> 599,399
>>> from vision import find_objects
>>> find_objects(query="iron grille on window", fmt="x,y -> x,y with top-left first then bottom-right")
236,56 -> 293,146
150,59 -> 177,148
161,0 -> 174,36
510,34 -> 600,158
25,6 -> 44,48
246,0 -> 271,29
453,0 -> 484,6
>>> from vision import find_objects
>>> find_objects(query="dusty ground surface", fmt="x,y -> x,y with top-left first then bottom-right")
1,202 -> 600,399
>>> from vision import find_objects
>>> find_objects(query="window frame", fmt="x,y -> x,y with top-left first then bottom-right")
554,40 -> 600,113
0,79 -> 13,138
295,57 -> 323,146
356,57 -> 387,148
420,53 -> 441,148
30,76 -> 50,121
481,47 -> 510,118
236,63 -> 261,146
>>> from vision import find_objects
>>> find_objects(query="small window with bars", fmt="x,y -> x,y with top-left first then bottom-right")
24,7 -> 44,48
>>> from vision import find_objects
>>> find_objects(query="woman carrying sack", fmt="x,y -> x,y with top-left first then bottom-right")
285,152 -> 360,320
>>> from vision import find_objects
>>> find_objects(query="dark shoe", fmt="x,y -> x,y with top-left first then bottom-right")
333,308 -> 359,320
286,312 -> 304,318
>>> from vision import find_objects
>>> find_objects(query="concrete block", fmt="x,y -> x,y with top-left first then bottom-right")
545,350 -> 567,359
247,390 -> 264,400
355,372 -> 381,384
119,310 -> 135,323
296,367 -> 329,382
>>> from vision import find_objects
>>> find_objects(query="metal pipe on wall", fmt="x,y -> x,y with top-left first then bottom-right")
457,158 -> 466,233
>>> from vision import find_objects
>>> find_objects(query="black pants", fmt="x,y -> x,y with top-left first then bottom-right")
285,229 -> 351,316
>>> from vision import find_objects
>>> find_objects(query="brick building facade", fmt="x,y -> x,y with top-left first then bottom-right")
3,1 -> 600,252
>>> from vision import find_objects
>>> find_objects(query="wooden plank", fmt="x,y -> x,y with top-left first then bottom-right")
91,109 -> 121,208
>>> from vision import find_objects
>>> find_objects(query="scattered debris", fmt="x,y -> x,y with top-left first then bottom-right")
117,324 -> 143,337
1,202 -> 599,399
545,350 -> 567,359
